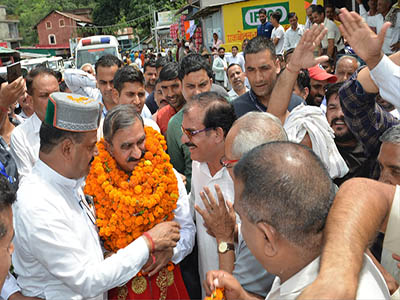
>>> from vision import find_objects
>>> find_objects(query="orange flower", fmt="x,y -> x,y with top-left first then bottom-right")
204,288 -> 225,300
84,126 -> 178,273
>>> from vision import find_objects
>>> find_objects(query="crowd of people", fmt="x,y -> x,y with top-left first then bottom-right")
0,1 -> 399,299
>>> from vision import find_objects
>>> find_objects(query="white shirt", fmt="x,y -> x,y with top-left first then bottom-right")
228,86 -> 249,102
322,18 -> 344,52
271,25 -> 285,55
190,161 -> 234,298
360,4 -> 400,55
370,54 -> 400,111
134,58 -> 142,69
227,54 -> 245,72
10,113 -> 41,179
382,186 -> 400,284
13,160 -> 149,299
13,159 -> 194,299
284,24 -> 305,51
265,254 -> 389,299
1,273 -> 20,300
64,69 -> 102,101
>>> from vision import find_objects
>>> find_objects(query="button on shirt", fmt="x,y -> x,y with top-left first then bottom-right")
283,24 -> 305,51
13,160 -> 150,299
190,161 -> 234,298
10,113 -> 41,179
265,254 -> 389,299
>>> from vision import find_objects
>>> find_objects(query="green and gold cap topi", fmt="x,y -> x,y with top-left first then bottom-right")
44,92 -> 103,132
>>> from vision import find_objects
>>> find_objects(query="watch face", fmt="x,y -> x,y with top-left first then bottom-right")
219,242 -> 227,253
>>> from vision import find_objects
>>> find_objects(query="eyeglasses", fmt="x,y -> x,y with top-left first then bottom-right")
220,156 -> 239,168
181,125 -> 213,140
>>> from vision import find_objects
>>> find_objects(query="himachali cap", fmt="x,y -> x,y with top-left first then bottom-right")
44,92 -> 103,132
308,64 -> 337,83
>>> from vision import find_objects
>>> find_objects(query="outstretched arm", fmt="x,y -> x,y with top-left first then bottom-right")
298,178 -> 396,299
267,24 -> 328,124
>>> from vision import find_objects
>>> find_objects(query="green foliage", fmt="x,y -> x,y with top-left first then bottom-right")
0,0 -> 186,46
0,0 -> 96,46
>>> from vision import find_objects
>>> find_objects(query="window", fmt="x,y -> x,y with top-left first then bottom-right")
46,21 -> 52,29
48,34 -> 56,45
59,19 -> 65,27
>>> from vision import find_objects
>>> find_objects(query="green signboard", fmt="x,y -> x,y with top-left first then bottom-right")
242,2 -> 290,30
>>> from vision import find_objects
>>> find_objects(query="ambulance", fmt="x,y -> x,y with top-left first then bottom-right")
75,35 -> 121,69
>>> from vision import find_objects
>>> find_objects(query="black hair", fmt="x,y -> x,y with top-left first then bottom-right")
143,59 -> 156,74
227,63 -> 243,74
0,176 -> 16,239
159,62 -> 179,82
232,45 -> 239,51
259,8 -> 267,15
183,91 -> 236,137
297,69 -> 311,92
113,66 -> 144,93
244,36 -> 276,59
218,47 -> 225,52
94,54 -> 122,73
288,12 -> 297,19
155,56 -> 168,70
312,5 -> 325,16
271,11 -> 281,22
178,54 -> 213,80
325,82 -> 343,105
39,122 -> 84,154
26,67 -> 57,96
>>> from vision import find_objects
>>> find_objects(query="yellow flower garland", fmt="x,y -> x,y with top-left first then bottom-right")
84,126 -> 178,253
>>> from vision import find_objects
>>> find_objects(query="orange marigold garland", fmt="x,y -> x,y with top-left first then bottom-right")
84,126 -> 178,253
205,288 -> 225,300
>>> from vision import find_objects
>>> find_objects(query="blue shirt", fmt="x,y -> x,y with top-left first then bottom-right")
257,22 -> 274,39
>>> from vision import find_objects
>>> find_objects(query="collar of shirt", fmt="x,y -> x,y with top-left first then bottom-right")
249,89 -> 267,112
198,161 -> 227,180
34,159 -> 85,192
268,256 -> 320,298
102,105 -> 108,118
32,113 -> 42,134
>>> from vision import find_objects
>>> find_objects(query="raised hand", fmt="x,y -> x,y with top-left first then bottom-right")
195,185 -> 236,242
338,7 -> 390,68
288,23 -> 329,72
0,77 -> 26,109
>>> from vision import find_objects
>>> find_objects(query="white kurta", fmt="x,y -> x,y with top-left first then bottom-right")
13,160 -> 195,299
10,113 -> 41,180
190,161 -> 234,298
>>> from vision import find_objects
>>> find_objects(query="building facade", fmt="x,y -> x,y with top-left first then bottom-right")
0,5 -> 22,49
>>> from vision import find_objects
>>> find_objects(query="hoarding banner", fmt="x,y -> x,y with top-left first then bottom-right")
242,2 -> 290,30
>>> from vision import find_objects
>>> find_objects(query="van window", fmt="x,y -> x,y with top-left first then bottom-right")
76,47 -> 118,68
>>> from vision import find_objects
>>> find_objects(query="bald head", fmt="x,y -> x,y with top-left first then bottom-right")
335,56 -> 359,82
227,112 -> 287,159
234,142 -> 335,249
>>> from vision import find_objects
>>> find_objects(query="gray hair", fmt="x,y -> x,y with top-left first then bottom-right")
234,142 -> 336,250
335,55 -> 360,70
380,125 -> 400,144
103,104 -> 143,144
231,112 -> 288,158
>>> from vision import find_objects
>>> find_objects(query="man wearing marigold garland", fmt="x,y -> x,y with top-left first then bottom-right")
12,93 -> 182,300
85,104 -> 195,300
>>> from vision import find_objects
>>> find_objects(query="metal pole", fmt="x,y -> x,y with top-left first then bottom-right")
154,10 -> 159,53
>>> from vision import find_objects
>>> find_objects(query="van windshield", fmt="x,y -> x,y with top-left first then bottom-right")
76,47 -> 118,68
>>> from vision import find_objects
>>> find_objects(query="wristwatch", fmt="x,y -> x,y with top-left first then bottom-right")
218,241 -> 234,254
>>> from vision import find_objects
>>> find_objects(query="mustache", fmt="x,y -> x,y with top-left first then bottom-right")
330,117 -> 346,127
185,142 -> 196,148
127,151 -> 146,162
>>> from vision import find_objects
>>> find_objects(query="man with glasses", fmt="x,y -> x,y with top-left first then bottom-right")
180,91 -> 236,298
195,111 -> 287,298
